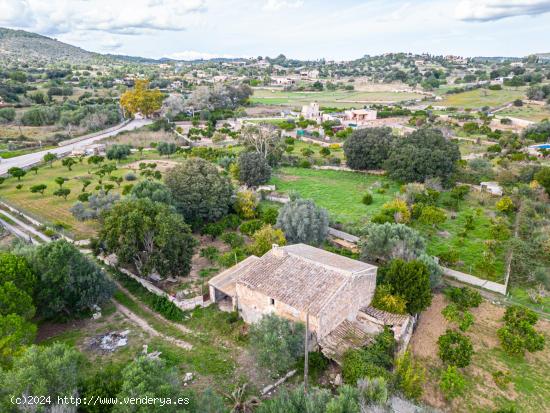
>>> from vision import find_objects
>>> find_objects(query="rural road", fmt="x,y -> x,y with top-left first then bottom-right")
0,118 -> 152,176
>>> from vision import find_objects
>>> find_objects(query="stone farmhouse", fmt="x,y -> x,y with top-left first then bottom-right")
208,244 -> 414,363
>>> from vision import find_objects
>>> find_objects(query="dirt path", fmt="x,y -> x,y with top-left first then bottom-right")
113,300 -> 193,350
114,280 -> 193,335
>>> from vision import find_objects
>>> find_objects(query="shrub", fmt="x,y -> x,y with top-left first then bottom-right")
373,198 -> 411,224
371,284 -> 407,314
298,159 -> 311,168
234,190 -> 259,219
442,304 -> 475,332
200,246 -> 220,263
496,196 -> 515,214
438,250 -> 459,266
437,330 -> 474,367
497,305 -> 545,357
444,287 -> 482,310
357,377 -> 388,407
378,259 -> 432,314
77,192 -> 91,202
203,222 -> 224,239
259,205 -> 279,225
220,214 -> 241,230
239,219 -> 264,236
106,144 -> 131,160
220,232 -> 244,249
249,225 -> 286,256
393,351 -> 426,400
157,141 -> 177,156
362,192 -> 373,205
342,328 -> 396,384
439,365 -> 466,400
124,172 -> 137,181
249,314 -> 304,377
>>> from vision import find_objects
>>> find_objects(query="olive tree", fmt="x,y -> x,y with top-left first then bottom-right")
249,314 -> 305,377
276,197 -> 329,245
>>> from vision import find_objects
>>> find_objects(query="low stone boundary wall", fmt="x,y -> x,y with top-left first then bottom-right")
98,255 -> 209,311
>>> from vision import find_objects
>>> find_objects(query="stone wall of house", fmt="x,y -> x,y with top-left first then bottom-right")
317,268 -> 377,339
235,283 -> 320,334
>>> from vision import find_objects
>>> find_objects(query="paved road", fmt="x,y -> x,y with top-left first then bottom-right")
0,118 -> 152,176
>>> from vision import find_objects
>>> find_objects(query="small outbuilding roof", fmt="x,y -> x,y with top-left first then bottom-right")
208,255 -> 260,298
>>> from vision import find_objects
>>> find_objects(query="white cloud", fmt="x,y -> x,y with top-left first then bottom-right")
165,50 -> 239,60
0,0 -> 206,35
456,0 -> 550,22
263,0 -> 304,11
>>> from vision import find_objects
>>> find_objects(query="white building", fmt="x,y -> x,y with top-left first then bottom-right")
301,102 -> 320,120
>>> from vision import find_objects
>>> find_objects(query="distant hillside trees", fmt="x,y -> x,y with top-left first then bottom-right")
186,83 -> 252,111
120,79 -> 164,118
344,127 -> 395,170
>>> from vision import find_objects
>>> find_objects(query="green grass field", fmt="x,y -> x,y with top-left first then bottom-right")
498,104 -> 550,122
269,167 -> 507,280
440,88 -> 526,109
270,167 -> 401,227
250,88 -> 424,108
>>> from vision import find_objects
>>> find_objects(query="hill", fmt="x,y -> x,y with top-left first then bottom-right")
0,27 -> 109,65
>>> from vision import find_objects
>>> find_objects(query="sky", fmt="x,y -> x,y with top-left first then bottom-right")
1,0 -> 550,60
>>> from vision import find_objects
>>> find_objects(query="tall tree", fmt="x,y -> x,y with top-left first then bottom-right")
99,198 -> 197,278
385,128 -> 460,186
120,80 -> 164,118
343,127 -> 395,170
165,158 -> 233,224
32,240 -> 114,318
276,197 -> 329,245
238,151 -> 272,187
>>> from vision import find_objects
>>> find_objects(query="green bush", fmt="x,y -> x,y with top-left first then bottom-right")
442,304 -> 474,332
239,219 -> 263,236
497,305 -> 545,357
393,351 -> 425,400
437,330 -> 474,367
444,287 -> 482,310
439,365 -> 466,400
342,328 -> 396,384
220,232 -> 245,248
362,192 -> 373,205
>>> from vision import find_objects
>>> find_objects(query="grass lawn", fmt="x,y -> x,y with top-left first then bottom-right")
269,167 -> 507,280
497,104 -> 550,122
269,167 -> 401,228
440,88 -> 526,109
250,88 -> 424,108
0,152 -> 179,239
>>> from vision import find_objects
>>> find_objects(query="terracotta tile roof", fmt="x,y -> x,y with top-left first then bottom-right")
208,256 -> 260,297
359,305 -> 410,326
319,319 -> 374,363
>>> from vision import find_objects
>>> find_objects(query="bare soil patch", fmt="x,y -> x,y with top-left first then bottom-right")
126,159 -> 179,172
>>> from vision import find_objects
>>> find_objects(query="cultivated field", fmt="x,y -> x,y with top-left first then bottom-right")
497,104 -> 550,122
439,88 -> 526,109
411,294 -> 550,412
250,89 -> 425,108
0,153 -> 180,239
